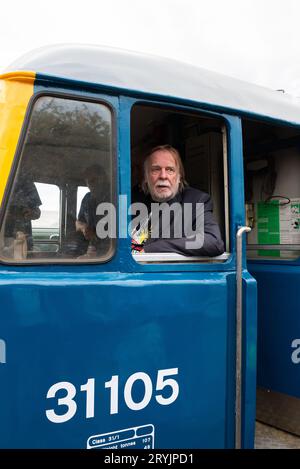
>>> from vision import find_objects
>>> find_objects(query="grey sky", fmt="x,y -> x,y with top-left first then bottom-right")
2,0 -> 300,96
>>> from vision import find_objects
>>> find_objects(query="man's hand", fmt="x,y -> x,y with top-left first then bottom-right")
82,226 -> 96,241
76,221 -> 96,241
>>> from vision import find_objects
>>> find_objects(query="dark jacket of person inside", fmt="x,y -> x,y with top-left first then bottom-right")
75,164 -> 110,257
5,177 -> 42,252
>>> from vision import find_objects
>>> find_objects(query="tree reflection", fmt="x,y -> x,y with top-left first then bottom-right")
27,97 -> 111,150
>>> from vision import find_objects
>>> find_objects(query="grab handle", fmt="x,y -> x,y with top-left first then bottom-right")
235,226 -> 251,449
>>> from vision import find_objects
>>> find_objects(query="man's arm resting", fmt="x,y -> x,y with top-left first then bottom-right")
143,232 -> 224,257
144,195 -> 225,257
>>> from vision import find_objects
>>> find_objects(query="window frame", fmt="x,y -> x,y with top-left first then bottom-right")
129,100 -> 231,266
0,90 -> 117,265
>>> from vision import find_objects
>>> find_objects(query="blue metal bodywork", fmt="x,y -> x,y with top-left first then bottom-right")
0,77 -> 257,448
0,269 -> 256,448
248,262 -> 300,398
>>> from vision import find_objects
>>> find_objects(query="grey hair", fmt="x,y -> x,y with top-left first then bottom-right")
141,144 -> 188,194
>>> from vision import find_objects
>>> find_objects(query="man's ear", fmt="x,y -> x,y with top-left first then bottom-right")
141,179 -> 148,194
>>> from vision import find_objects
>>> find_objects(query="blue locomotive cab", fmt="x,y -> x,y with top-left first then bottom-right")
0,44 -> 298,448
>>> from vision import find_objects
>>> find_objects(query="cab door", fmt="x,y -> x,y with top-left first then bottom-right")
116,98 -> 257,449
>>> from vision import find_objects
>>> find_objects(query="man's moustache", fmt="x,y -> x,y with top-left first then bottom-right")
155,182 -> 171,188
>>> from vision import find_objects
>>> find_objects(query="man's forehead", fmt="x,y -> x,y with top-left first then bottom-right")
149,150 -> 177,166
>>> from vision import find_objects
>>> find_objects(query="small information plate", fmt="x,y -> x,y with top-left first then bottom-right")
87,424 -> 154,449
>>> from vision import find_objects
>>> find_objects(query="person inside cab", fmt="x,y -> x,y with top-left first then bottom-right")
76,164 -> 109,257
131,144 -> 224,257
4,177 -> 42,258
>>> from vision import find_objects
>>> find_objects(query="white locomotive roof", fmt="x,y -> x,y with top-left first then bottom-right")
6,44 -> 300,125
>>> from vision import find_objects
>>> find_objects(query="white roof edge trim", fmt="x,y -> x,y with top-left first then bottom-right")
5,43 -> 300,125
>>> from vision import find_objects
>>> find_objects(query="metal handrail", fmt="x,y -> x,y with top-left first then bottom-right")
235,226 -> 251,449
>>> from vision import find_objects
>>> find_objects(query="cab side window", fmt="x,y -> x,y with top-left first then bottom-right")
130,104 -> 229,263
0,96 -> 114,262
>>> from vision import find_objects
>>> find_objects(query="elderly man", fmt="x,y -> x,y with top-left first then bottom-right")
131,144 -> 224,257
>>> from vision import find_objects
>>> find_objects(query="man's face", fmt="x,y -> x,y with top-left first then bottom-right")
145,150 -> 180,202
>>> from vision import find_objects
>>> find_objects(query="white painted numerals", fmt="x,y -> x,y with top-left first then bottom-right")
155,368 -> 179,405
46,381 -> 77,424
46,368 -> 179,423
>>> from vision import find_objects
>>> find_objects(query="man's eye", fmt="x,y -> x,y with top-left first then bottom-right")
166,168 -> 175,174
151,167 -> 160,173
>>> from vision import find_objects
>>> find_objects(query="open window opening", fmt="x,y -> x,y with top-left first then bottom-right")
130,103 -> 229,264
243,118 -> 300,260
